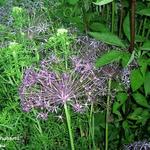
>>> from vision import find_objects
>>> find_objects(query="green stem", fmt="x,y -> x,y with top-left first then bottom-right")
64,103 -> 75,150
33,110 -> 43,135
146,29 -> 150,39
111,0 -> 115,33
105,78 -> 112,150
78,118 -> 83,137
142,17 -> 147,38
89,103 -> 96,150
137,18 -> 143,35
106,4 -> 109,27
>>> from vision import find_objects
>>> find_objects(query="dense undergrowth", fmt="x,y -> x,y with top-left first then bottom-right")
0,0 -> 150,150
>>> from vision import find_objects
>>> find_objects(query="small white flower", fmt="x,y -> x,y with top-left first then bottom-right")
57,28 -> 68,36
12,7 -> 23,14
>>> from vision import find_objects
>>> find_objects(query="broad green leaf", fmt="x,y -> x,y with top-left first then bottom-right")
113,92 -> 128,114
122,121 -> 134,142
121,52 -> 131,67
133,92 -> 150,108
128,108 -> 149,125
89,22 -> 109,32
123,13 -> 141,42
95,50 -> 123,68
88,32 -> 125,48
124,51 -> 135,67
144,72 -> 150,96
137,8 -> 150,16
138,58 -> 147,77
140,41 -> 150,51
66,0 -> 79,5
130,69 -> 144,91
93,0 -> 113,6
123,13 -> 130,41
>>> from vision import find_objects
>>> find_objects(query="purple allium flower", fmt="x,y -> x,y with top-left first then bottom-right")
23,68 -> 37,87
19,55 -> 108,119
124,141 -> 150,150
72,103 -> 84,113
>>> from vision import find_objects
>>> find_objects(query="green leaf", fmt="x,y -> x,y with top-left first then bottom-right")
113,92 -> 128,114
132,92 -> 150,108
93,0 -> 113,6
137,8 -> 150,16
140,41 -> 150,51
128,108 -> 149,125
95,50 -> 123,68
144,72 -> 150,96
66,0 -> 79,5
123,13 -> 130,41
89,22 -> 109,32
123,13 -> 142,42
130,69 -> 144,91
88,32 -> 125,48
138,58 -> 147,77
135,35 -> 145,42
121,51 -> 134,67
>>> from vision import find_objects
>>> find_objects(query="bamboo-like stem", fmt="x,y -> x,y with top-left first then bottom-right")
111,0 -> 115,33
129,0 -> 136,53
105,78 -> 112,150
119,0 -> 124,37
106,4 -> 109,26
64,103 -> 75,150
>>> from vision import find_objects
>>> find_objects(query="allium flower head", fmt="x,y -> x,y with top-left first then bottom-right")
19,55 -> 106,119
124,141 -> 150,150
23,68 -> 37,87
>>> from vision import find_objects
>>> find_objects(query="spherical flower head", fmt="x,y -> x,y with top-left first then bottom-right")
19,55 -> 106,119
56,28 -> 68,36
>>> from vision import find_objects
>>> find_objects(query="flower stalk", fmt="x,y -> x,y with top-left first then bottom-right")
64,102 -> 75,150
105,77 -> 112,150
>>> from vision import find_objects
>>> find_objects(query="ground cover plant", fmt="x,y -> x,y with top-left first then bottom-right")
0,0 -> 150,150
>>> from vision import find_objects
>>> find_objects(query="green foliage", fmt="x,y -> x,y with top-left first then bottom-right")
128,107 -> 149,125
137,8 -> 150,16
0,0 -> 150,149
88,32 -> 125,47
12,6 -> 28,29
66,0 -> 79,5
140,40 -> 150,50
93,0 -> 113,6
132,92 -> 150,108
95,50 -> 124,68
89,22 -> 109,32
144,72 -> 150,96
113,92 -> 128,115
123,13 -> 130,41
130,69 -> 145,92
